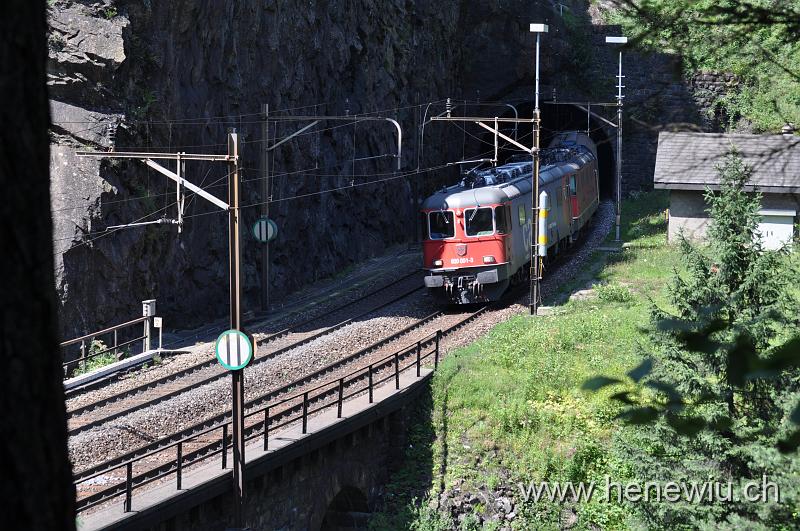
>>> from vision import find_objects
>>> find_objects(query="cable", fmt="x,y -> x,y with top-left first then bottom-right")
240,120 -> 361,146
49,99 -> 442,129
52,200 -> 179,247
238,163 -> 452,210
51,165 -> 231,217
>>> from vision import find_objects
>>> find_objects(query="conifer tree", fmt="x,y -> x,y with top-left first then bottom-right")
586,152 -> 800,528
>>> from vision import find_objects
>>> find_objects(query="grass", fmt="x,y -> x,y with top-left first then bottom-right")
369,191 -> 680,530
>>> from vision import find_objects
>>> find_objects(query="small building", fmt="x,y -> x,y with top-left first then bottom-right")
653,131 -> 800,249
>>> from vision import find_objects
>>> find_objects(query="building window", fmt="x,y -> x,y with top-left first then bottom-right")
428,211 -> 454,239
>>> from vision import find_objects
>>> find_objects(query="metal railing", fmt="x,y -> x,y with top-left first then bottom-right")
61,300 -> 161,378
74,329 -> 443,513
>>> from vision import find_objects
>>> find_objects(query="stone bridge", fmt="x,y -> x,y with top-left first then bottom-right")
79,368 -> 432,531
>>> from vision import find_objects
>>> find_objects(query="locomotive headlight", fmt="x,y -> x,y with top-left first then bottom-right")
483,256 -> 496,264
433,259 -> 443,267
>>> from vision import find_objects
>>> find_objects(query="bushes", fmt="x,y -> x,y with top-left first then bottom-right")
596,283 -> 635,303
605,0 -> 800,131
72,339 -> 117,376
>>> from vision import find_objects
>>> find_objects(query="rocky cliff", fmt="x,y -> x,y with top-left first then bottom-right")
48,0 -> 567,338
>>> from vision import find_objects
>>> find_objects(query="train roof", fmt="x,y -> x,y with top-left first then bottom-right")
422,131 -> 596,210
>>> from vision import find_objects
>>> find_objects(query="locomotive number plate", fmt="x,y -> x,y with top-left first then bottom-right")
450,257 -> 474,265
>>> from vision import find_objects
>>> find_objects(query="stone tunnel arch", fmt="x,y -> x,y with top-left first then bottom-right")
474,99 -> 617,198
320,485 -> 370,530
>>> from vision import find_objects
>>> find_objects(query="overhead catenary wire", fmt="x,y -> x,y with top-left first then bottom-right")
52,200 -> 180,247
53,98 -> 534,239
50,99 -> 447,129
173,162 -> 454,223
51,161 -> 228,217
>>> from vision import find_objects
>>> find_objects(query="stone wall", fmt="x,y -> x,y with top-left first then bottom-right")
690,72 -> 741,131
147,406 -> 412,530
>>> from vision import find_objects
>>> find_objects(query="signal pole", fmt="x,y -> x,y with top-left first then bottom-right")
76,131 -> 248,528
260,104 -> 270,312
227,130 -> 246,528
530,23 -> 548,315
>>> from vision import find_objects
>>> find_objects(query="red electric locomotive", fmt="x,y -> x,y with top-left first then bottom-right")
421,131 -> 599,304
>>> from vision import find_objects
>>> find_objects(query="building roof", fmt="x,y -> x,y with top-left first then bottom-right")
653,132 -> 800,193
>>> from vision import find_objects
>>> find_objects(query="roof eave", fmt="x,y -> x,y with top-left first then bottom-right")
654,182 -> 800,193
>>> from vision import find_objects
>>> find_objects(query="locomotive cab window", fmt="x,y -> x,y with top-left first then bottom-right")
428,211 -> 455,239
518,204 -> 527,226
496,205 -> 510,234
569,175 -> 577,196
465,207 -> 494,236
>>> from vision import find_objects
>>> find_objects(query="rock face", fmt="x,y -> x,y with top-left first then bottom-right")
47,0 -> 559,338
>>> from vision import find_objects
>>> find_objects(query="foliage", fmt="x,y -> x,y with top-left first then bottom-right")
561,9 -> 594,88
132,89 -> 158,120
585,152 -> 800,528
604,0 -> 800,131
596,282 -> 635,303
72,339 -> 118,376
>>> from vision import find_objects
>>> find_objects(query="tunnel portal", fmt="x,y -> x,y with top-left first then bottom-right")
476,100 -> 617,198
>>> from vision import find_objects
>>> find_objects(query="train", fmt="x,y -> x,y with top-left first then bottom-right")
421,131 -> 600,304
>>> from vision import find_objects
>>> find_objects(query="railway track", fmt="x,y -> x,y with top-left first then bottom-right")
67,271 -> 424,435
72,202 -> 616,512
74,304 -> 488,511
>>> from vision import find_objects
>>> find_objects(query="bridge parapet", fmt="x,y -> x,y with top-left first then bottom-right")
78,348 -> 436,530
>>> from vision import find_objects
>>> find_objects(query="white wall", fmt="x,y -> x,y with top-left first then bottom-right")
667,191 -> 799,247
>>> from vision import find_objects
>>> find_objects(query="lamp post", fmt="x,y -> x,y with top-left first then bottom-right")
529,23 -> 548,315
605,35 -> 627,242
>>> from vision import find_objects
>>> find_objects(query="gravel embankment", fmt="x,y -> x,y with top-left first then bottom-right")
66,249 -> 421,413
69,293 -> 438,470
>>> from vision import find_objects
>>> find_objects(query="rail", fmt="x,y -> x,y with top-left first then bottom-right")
66,279 -> 424,429
74,328 -> 444,513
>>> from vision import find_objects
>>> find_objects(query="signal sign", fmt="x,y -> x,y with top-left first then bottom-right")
252,217 -> 277,243
215,330 -> 253,371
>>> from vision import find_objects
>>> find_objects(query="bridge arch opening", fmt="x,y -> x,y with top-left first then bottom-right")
477,100 -> 616,199
320,485 -> 370,530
